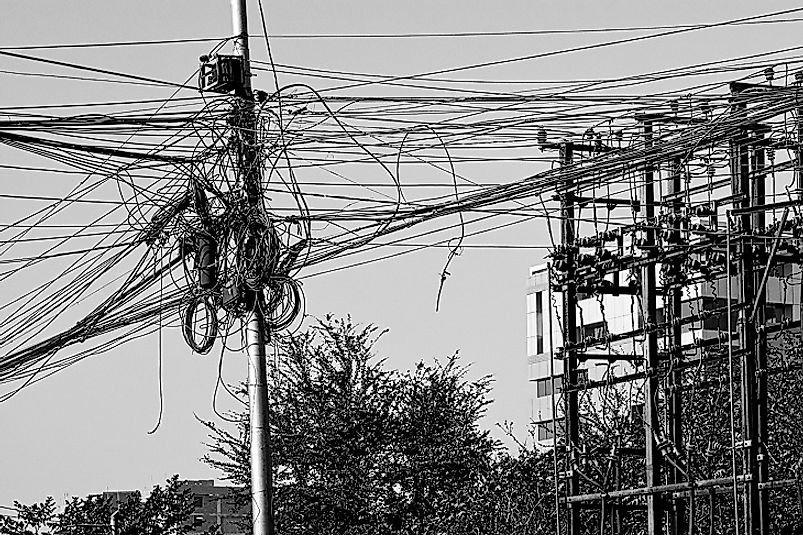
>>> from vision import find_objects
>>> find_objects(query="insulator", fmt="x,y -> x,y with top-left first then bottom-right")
707,252 -> 726,266
596,279 -> 613,290
576,283 -> 593,294
537,127 -> 547,146
663,229 -> 682,245
578,253 -> 596,267
764,67 -> 774,83
689,223 -> 708,234
796,71 -> 803,85
196,234 -> 217,290
549,249 -> 566,260
700,101 -> 710,117
670,100 -> 679,115
597,248 -> 614,262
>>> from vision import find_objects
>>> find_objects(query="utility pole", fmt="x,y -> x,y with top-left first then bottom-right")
730,87 -> 759,535
752,127 -> 770,535
666,155 -> 685,535
559,142 -> 581,535
641,121 -> 662,535
229,2 -> 274,535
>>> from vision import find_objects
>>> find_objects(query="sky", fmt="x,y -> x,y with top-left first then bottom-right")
2,0 -> 803,509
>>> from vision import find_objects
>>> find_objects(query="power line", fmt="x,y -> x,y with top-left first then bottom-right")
0,36 -> 230,51
0,49 -> 199,91
313,7 -> 803,93
251,17 -> 803,39
3,16 -> 803,52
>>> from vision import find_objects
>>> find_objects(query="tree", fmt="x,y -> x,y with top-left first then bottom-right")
202,315 -> 498,534
0,476 -> 199,535
464,428 -> 560,535
0,498 -> 56,535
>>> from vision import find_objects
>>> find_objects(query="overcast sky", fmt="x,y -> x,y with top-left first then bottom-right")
1,0 -> 803,508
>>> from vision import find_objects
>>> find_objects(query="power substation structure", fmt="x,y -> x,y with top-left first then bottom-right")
543,74 -> 803,535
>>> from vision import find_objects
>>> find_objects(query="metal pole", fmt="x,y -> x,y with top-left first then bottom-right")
229,2 -> 273,535
247,310 -> 273,535
725,212 -> 741,535
734,116 -> 760,535
641,122 -> 662,535
547,263 -> 562,535
231,0 -> 253,98
752,130 -> 770,535
560,142 -> 581,535
666,156 -> 685,535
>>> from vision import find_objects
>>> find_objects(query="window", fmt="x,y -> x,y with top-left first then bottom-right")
537,421 -> 554,441
576,369 -> 589,385
766,304 -> 793,325
535,420 -> 565,441
579,320 -> 608,341
536,377 -> 548,397
535,291 -> 544,354
535,376 -> 563,398
574,321 -> 608,344
194,496 -> 204,508
534,371 -> 588,398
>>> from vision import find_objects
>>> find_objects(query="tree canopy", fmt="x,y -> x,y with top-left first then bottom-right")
202,315 -> 502,534
0,476 -> 201,535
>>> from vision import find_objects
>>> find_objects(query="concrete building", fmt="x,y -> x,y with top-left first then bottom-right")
527,263 -> 639,445
96,480 -> 246,535
179,479 -> 247,535
526,262 -> 800,447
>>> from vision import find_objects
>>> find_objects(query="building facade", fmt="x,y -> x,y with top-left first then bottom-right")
527,263 -> 639,445
526,262 -> 799,447
179,480 -> 246,535
99,479 -> 246,535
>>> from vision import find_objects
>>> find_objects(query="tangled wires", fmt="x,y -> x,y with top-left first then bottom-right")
176,95 -> 309,354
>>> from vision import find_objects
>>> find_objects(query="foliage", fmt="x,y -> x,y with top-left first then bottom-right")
202,315 -> 499,534
0,498 -> 56,535
551,351 -> 803,535
466,430 -> 560,535
0,476 -> 199,535
9,316 -> 803,535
